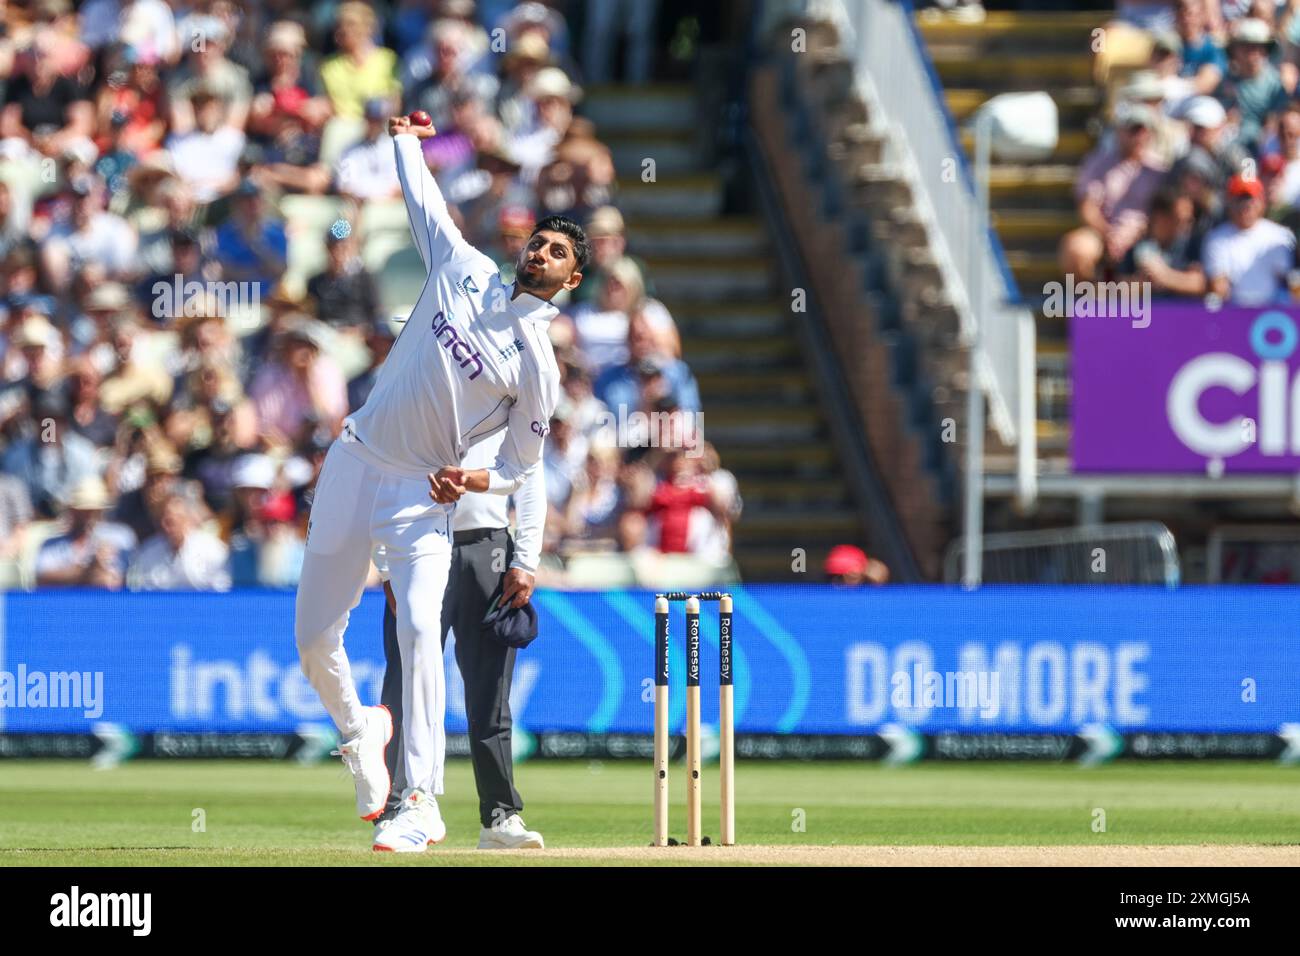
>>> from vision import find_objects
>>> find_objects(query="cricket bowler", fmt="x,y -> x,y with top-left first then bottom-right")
374,428 -> 547,849
293,114 -> 586,852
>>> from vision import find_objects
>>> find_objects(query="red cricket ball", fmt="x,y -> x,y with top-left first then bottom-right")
408,110 -> 433,127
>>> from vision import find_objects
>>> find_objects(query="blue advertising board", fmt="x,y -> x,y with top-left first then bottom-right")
1,586 -> 1298,737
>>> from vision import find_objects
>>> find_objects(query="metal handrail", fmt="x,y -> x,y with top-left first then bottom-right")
943,521 -> 1181,586
837,0 -> 1038,507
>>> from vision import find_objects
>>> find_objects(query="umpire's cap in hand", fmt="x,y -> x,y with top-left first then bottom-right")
482,583 -> 539,649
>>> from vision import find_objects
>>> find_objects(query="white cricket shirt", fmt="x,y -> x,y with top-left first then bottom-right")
345,133 -> 562,495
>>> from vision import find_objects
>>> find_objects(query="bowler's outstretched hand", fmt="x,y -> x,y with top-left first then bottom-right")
389,115 -> 437,139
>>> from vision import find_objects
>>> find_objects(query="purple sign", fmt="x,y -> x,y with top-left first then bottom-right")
1072,303 -> 1300,472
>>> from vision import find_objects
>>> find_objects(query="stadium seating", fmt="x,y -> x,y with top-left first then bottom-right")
915,10 -> 1109,467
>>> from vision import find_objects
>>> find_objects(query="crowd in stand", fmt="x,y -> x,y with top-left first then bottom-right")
0,0 -> 740,591
1064,0 -> 1300,305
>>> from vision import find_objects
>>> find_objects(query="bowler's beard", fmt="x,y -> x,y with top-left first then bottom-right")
515,263 -> 555,296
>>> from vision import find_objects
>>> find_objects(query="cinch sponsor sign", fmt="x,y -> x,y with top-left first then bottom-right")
1073,304 -> 1300,472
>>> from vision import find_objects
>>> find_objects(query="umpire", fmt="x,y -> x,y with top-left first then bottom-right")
377,434 -> 546,849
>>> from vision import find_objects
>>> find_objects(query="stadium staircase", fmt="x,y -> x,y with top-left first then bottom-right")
583,84 -> 872,581
914,9 -> 1110,473
745,10 -> 1008,580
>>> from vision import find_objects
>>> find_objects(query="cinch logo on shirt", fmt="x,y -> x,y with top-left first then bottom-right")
497,338 -> 525,364
456,275 -> 480,298
431,310 -> 484,380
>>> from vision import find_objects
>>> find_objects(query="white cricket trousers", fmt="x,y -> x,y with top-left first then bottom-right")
294,439 -> 454,795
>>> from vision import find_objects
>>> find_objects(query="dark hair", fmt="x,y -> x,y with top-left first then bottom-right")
1149,189 -> 1187,217
531,215 -> 590,272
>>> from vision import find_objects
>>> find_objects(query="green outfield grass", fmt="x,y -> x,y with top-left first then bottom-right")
0,760 -> 1297,866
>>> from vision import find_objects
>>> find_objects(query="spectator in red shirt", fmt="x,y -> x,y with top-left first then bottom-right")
646,451 -> 726,554
97,46 -> 168,158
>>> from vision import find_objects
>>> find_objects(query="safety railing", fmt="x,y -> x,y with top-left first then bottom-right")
837,0 -> 1038,502
944,521 -> 1181,586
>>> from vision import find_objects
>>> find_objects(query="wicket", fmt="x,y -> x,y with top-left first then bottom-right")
653,591 -> 735,847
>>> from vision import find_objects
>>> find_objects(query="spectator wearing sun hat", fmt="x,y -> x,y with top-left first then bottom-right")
1060,101 -> 1167,282
8,314 -> 65,398
1203,173 -> 1296,305
1215,17 -> 1289,151
1115,70 -> 1186,166
35,475 -> 136,589
571,205 -> 654,306
110,441 -> 183,542
501,1 -> 582,96
568,256 -> 681,376
450,139 -> 530,251
508,66 -> 581,179
1171,95 -> 1247,190
494,30 -> 554,136
224,453 -> 276,587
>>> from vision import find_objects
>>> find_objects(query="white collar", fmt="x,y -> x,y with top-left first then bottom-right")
505,277 -> 559,324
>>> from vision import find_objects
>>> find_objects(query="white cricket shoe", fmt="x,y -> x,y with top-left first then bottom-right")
373,789 -> 447,853
478,814 -> 545,849
333,705 -> 393,821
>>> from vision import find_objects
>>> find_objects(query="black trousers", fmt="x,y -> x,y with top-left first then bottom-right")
381,527 -> 524,827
